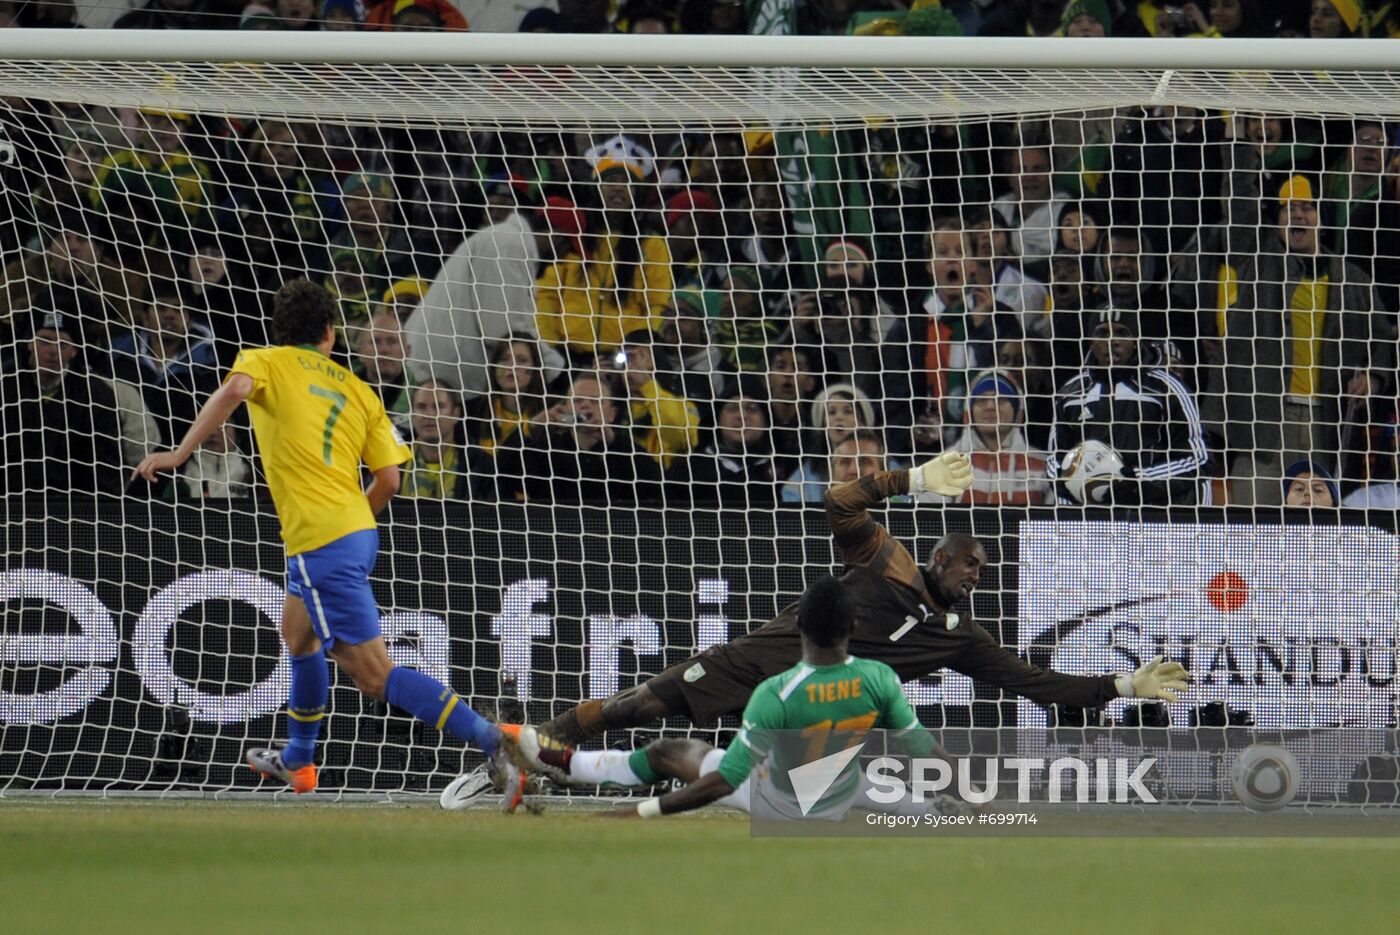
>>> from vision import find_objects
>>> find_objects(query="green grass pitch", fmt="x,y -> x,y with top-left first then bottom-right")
2,801 -> 1397,935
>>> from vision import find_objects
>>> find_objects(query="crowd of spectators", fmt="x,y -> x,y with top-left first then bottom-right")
3,0 -> 1400,511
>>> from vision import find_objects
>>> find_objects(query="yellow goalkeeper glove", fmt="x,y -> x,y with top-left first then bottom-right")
908,451 -> 974,497
1115,656 -> 1190,702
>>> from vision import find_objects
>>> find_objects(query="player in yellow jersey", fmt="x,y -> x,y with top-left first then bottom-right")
136,280 -> 526,811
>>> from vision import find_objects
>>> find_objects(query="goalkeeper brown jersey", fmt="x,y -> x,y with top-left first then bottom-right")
651,470 -> 1120,723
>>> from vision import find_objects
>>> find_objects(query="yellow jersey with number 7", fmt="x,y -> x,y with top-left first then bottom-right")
229,345 -> 411,556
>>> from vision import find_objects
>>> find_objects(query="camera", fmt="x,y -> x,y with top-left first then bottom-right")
1162,4 -> 1191,30
817,291 -> 847,318
612,350 -> 628,369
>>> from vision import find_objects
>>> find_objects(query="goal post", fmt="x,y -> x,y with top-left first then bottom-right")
1,32 -> 1397,806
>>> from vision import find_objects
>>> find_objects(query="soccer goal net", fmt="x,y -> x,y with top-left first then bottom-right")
0,32 -> 1396,806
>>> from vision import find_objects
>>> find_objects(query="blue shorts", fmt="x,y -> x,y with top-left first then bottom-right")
287,529 -> 381,651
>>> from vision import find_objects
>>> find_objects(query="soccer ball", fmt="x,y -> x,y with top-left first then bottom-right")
1060,440 -> 1125,504
1230,744 -> 1300,812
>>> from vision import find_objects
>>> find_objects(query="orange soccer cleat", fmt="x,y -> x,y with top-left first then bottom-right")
246,747 -> 319,794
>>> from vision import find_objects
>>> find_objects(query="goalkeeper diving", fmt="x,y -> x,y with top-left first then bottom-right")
584,576 -> 951,820
135,279 -> 527,810
511,451 -> 1190,780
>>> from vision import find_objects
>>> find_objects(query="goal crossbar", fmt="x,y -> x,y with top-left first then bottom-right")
4,33 -> 1400,127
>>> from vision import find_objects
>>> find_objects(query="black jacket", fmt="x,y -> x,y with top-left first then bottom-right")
0,368 -> 124,497
489,425 -> 663,506
666,439 -> 777,508
1046,363 -> 1210,505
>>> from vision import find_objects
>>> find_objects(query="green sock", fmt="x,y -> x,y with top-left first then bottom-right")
629,747 -> 661,784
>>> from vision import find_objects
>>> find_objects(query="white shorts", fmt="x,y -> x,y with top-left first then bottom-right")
698,747 -> 943,820
699,747 -> 752,814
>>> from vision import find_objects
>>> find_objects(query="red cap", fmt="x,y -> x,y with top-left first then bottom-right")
542,195 -> 585,255
665,189 -> 720,229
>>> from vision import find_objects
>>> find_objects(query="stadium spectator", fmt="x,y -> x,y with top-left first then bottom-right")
1340,470 -> 1400,508
113,0 -> 221,29
1033,247 -> 1102,389
891,217 -> 1022,431
319,0 -> 366,28
739,180 -> 795,285
764,344 -> 820,463
928,369 -> 1053,506
1310,0 -> 1364,37
364,0 -> 468,30
1203,0 -> 1269,36
828,430 -> 890,487
1221,113 -> 1323,256
491,371 -> 664,505
92,107 -> 211,250
667,377 -> 779,507
275,0 -> 319,28
379,277 -> 428,318
403,381 -> 470,499
659,288 -> 727,409
1046,309 -> 1210,505
711,265 -> 781,373
618,0 -> 671,32
109,285 -> 221,447
101,368 -> 162,471
176,227 -> 245,363
788,268 -> 884,401
617,329 -> 701,468
329,171 -> 416,284
1061,0 -> 1111,36
535,161 -> 673,360
324,245 -> 389,338
518,7 -> 563,31
240,3 -> 283,27
1106,106 -> 1222,256
1282,458 -> 1340,508
1222,175 -> 1387,505
555,0 -> 611,31
963,206 -> 1048,330
665,188 -> 728,291
219,119 -> 341,295
1055,202 -> 1104,256
176,422 -> 255,499
465,332 -> 549,456
993,142 -> 1070,280
1,213 -> 139,341
0,310 -> 124,498
1320,118 -> 1400,309
352,309 -> 415,425
405,203 -> 566,396
21,130 -> 106,247
1095,228 -> 1194,368
781,383 -> 877,503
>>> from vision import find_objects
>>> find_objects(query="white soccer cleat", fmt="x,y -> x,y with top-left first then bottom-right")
439,764 -> 493,811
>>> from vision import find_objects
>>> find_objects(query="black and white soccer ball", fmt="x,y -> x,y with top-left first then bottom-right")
1060,440 -> 1125,504
1230,744 -> 1300,812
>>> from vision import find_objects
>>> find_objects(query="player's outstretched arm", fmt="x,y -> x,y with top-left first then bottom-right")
908,451 -> 974,498
612,771 -> 737,819
133,374 -> 253,482
1114,655 -> 1191,702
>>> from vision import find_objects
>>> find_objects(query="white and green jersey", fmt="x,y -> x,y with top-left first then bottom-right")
716,655 -> 934,819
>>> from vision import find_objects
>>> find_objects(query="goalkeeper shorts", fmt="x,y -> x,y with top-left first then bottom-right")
287,529 -> 381,650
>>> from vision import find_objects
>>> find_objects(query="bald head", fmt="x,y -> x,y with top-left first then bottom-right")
925,533 -> 987,604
